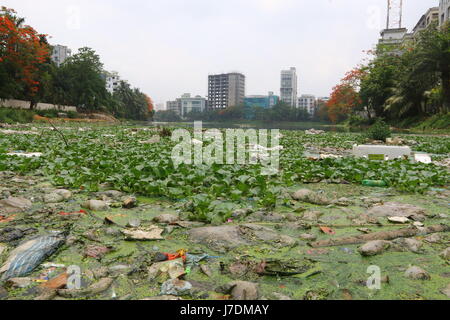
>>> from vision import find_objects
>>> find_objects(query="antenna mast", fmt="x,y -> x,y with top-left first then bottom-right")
386,0 -> 404,29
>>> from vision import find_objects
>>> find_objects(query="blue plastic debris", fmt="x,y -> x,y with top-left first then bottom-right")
0,233 -> 65,281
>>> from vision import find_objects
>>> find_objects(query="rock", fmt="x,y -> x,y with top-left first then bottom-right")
108,265 -> 132,276
82,200 -> 109,211
122,226 -> 164,240
439,248 -> 450,260
97,190 -> 123,200
358,240 -> 391,256
84,245 -> 110,259
44,189 -> 72,203
403,239 -> 422,253
188,224 -> 295,252
227,281 -> 259,300
246,211 -> 284,222
188,225 -> 249,251
200,265 -> 213,277
299,233 -> 317,241
57,278 -> 114,298
292,189 -> 314,201
142,295 -> 183,300
388,216 -> 411,224
232,209 -> 252,218
302,211 -> 323,221
153,213 -> 179,224
333,197 -> 352,206
6,277 -> 33,288
441,283 -> 450,298
160,279 -> 192,296
292,189 -> 331,205
148,259 -> 185,280
404,266 -> 430,280
424,234 -> 441,243
122,197 -> 137,209
127,218 -> 141,228
367,202 -> 427,220
104,228 -> 122,236
0,197 -> 32,213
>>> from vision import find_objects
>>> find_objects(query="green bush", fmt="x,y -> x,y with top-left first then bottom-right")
0,108 -> 35,124
366,120 -> 391,142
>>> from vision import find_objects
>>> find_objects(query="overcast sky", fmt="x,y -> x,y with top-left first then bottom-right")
2,0 -> 439,105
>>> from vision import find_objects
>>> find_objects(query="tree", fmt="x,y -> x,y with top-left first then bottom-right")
154,110 -> 182,122
56,47 -> 109,112
326,68 -> 364,123
112,81 -> 150,120
0,7 -> 50,105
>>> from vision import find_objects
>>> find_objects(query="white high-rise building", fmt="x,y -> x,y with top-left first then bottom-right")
51,45 -> 72,67
298,94 -> 317,115
440,0 -> 450,25
104,71 -> 121,94
280,67 -> 298,107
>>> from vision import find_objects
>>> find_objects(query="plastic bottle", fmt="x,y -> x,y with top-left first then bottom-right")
362,180 -> 387,187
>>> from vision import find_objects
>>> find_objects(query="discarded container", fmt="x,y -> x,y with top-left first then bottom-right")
0,233 -> 65,280
352,145 -> 412,160
362,180 -> 387,187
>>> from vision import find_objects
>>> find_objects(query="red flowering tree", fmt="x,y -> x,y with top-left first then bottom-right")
0,7 -> 50,106
326,68 -> 365,123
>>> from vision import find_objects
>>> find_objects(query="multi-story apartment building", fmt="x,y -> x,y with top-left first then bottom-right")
440,0 -> 450,25
208,73 -> 246,109
280,67 -> 298,107
51,44 -> 72,67
103,71 -> 121,94
413,7 -> 439,36
298,94 -> 317,115
180,93 -> 206,117
166,99 -> 182,116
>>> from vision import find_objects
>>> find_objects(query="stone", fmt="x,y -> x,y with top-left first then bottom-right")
127,218 -> 141,228
0,197 -> 32,213
388,216 -> 411,224
44,193 -> 64,204
142,295 -> 182,300
441,283 -> 450,298
292,189 -> 314,201
302,211 -> 323,221
96,190 -> 123,200
358,240 -> 391,256
188,225 -> 249,250
6,277 -> 33,288
402,238 -> 423,253
122,197 -> 137,209
108,265 -> 132,276
424,234 -> 441,243
439,248 -> 450,260
148,259 -> 185,280
153,213 -> 179,224
82,200 -> 109,211
367,202 -> 427,220
299,233 -> 317,241
227,281 -> 259,300
404,266 -> 430,280
232,209 -> 251,218
122,227 -> 164,240
160,279 -> 192,296
84,245 -> 110,259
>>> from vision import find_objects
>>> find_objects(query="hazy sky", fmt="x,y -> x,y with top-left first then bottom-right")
2,0 -> 439,105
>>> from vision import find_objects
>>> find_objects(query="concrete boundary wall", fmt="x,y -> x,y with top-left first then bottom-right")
0,99 -> 77,112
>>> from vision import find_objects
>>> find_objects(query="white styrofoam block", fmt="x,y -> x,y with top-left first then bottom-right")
352,145 -> 412,160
